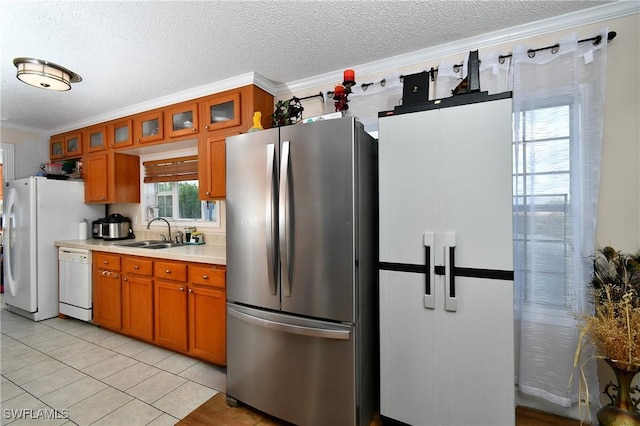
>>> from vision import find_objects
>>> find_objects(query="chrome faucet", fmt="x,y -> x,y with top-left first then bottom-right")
147,218 -> 172,242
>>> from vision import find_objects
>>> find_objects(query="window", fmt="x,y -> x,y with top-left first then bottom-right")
143,155 -> 219,226
513,103 -> 572,308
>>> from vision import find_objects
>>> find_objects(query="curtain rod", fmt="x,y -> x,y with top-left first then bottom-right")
311,30 -> 617,98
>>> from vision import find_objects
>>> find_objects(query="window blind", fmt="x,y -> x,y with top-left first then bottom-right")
143,155 -> 198,183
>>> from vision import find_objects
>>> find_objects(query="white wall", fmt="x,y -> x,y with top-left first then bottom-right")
0,126 -> 49,179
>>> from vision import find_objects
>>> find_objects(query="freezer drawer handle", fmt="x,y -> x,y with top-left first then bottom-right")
444,232 -> 457,312
229,308 -> 351,340
279,141 -> 292,297
423,232 -> 435,309
265,143 -> 277,295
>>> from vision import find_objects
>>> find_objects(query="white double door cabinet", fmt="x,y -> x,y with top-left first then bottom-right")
379,96 -> 515,426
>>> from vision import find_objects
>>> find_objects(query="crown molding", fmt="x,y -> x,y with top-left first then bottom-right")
274,1 -> 639,96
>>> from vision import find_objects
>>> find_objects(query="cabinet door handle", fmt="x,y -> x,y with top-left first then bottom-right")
444,232 -> 457,312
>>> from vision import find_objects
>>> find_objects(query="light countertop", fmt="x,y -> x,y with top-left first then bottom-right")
54,238 -> 226,265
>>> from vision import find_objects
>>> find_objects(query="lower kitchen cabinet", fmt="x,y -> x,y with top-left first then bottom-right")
122,256 -> 154,342
154,280 -> 189,352
188,285 -> 226,365
92,252 -> 226,365
93,253 -> 122,331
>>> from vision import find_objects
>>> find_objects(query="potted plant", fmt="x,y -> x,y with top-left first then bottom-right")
580,246 -> 640,425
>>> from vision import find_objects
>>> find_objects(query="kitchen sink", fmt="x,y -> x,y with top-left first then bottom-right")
116,240 -> 166,248
142,242 -> 184,249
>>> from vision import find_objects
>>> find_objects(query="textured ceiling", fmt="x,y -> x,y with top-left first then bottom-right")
0,0 -> 615,133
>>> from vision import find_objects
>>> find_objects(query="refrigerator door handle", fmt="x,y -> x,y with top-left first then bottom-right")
423,232 -> 435,309
229,307 -> 351,340
444,232 -> 457,312
279,141 -> 292,297
265,143 -> 277,295
4,187 -> 17,297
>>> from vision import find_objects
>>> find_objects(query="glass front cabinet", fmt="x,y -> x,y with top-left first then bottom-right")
85,125 -> 108,153
201,92 -> 241,133
110,118 -> 133,149
134,111 -> 163,144
166,102 -> 199,139
50,131 -> 82,160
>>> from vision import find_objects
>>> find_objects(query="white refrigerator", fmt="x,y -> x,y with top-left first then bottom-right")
3,177 -> 103,321
378,93 -> 515,425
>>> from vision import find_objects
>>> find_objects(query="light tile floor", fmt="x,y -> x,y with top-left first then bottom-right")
1,305 -> 226,426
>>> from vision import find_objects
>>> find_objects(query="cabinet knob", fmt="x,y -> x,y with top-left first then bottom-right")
113,274 -> 119,279
192,127 -> 197,132
134,265 -> 139,269
103,260 -> 108,264
136,138 -> 141,142
123,277 -> 128,282
188,288 -> 193,293
179,287 -> 184,291
206,191 -> 211,196
204,125 -> 209,130
166,269 -> 171,274
202,275 -> 209,280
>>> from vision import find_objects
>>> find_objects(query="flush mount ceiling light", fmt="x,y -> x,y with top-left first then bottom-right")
13,57 -> 82,91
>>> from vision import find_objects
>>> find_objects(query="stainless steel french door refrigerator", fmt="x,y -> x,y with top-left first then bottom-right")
225,117 -> 378,426
378,94 -> 515,425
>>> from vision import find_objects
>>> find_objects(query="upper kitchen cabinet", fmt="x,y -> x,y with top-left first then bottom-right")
50,131 -> 82,160
109,118 -> 133,149
198,85 -> 273,200
133,110 -> 164,144
85,151 -> 140,204
201,91 -> 241,133
84,124 -> 109,153
165,101 -> 199,139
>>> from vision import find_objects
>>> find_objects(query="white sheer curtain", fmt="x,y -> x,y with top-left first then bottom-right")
512,29 -> 608,416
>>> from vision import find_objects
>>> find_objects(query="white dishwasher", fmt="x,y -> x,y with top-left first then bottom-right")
59,247 -> 93,321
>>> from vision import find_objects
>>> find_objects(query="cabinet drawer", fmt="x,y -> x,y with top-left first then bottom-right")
95,252 -> 121,271
189,265 -> 226,288
123,257 -> 153,276
155,261 -> 187,282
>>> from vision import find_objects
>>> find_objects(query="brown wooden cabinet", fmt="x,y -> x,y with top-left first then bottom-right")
188,264 -> 226,365
50,131 -> 83,160
122,256 -> 154,342
92,252 -> 227,366
200,91 -> 241,133
93,253 -> 122,331
109,118 -> 133,149
165,101 -> 199,139
198,85 -> 273,200
198,133 -> 234,200
134,110 -> 164,144
84,151 -> 140,204
85,124 -> 109,153
154,260 -> 189,352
